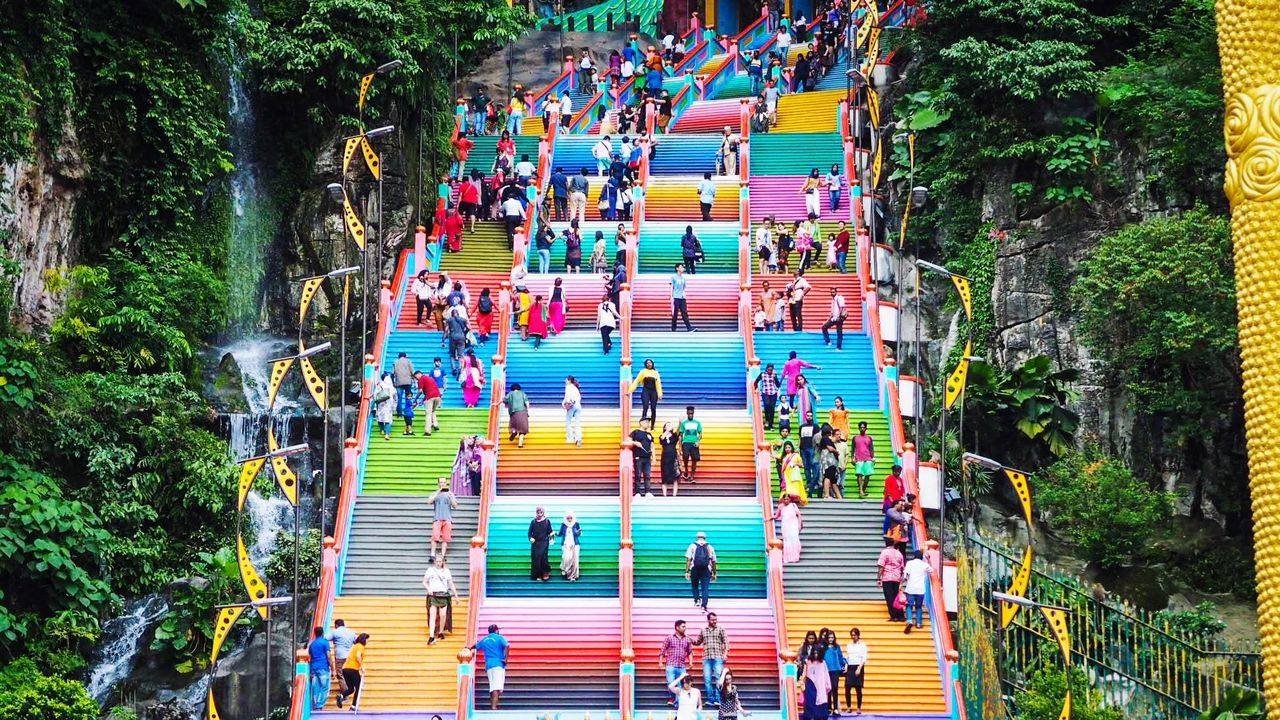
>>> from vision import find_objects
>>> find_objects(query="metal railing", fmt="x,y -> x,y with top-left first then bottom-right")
968,534 -> 1261,718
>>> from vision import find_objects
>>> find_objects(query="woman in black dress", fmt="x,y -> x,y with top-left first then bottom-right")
528,506 -> 553,581
659,422 -> 682,497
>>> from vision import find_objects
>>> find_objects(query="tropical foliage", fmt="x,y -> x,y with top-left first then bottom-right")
963,355 -> 1081,456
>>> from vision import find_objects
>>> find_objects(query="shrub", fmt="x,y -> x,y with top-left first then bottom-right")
0,658 -> 98,720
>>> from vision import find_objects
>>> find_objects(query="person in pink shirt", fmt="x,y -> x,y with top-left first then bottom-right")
876,538 -> 906,622
782,350 -> 821,405
851,421 -> 875,497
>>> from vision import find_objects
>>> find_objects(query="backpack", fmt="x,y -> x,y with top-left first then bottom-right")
478,296 -> 494,314
692,542 -> 712,570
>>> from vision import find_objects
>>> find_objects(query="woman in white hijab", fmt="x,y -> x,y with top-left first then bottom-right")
557,510 -> 582,581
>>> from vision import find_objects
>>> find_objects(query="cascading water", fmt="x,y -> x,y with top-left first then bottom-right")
86,595 -> 171,704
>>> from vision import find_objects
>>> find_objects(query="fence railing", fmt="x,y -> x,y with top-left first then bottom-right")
968,534 -> 1262,718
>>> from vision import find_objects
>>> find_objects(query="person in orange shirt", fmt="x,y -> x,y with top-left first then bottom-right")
335,633 -> 369,709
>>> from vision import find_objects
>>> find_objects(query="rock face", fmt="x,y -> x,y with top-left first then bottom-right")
462,29 -> 656,104
0,112 -> 86,333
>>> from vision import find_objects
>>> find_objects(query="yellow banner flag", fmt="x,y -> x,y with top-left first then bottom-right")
1040,606 -> 1073,720
951,274 -> 973,322
299,356 -> 328,411
361,135 -> 382,180
237,457 -> 266,512
298,276 -> 325,326
267,427 -> 299,506
1005,468 -> 1034,528
1001,545 -> 1033,629
208,689 -> 224,720
266,357 -> 294,410
357,72 -> 375,111
867,88 -> 883,186
237,532 -> 269,619
944,339 -> 972,410
342,189 -> 367,251
210,605 -> 245,664
342,137 -> 361,176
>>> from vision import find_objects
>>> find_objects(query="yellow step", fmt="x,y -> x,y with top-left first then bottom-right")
784,600 -> 947,714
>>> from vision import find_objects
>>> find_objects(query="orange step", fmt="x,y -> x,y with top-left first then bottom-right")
324,596 -> 468,712
498,408 -> 622,495
784,600 -> 947,715
623,408 -> 756,496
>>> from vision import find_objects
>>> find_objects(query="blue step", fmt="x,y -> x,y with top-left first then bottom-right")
628,330 -> 747,407
751,332 -> 880,410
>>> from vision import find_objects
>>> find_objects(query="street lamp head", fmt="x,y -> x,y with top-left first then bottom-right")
991,591 -> 1036,608
911,185 -> 929,208
326,266 -> 361,279
272,443 -> 311,458
326,183 -> 345,201
962,356 -> 985,363
961,452 -> 1003,471
915,259 -> 952,276
846,69 -> 867,87
296,342 -> 332,359
364,125 -> 396,139
375,59 -> 404,75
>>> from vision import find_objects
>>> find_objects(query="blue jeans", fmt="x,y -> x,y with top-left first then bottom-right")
537,248 -> 551,274
801,446 -> 819,490
829,189 -> 840,211
750,75 -> 762,96
836,251 -> 848,274
309,667 -> 331,709
507,114 -> 523,134
690,566 -> 711,609
704,658 -> 725,704
907,593 -> 925,626
396,384 -> 413,416
472,111 -> 486,134
666,665 -> 684,702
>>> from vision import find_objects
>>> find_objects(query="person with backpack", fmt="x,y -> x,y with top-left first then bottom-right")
475,287 -> 495,344
680,227 -> 701,274
685,531 -> 717,611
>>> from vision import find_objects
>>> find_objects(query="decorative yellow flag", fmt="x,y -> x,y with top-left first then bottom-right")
210,605 -> 245,663
208,689 -> 223,720
943,339 -> 972,410
267,427 -> 299,506
237,532 -> 269,619
1005,467 -> 1034,527
357,72 -> 375,111
898,134 -> 916,247
361,135 -> 382,180
298,276 -> 325,326
342,189 -> 367,251
237,456 -> 267,511
342,137 -> 361,176
1000,545 -> 1033,629
267,357 -> 294,410
1040,606 -> 1073,720
867,88 -> 883,186
855,0 -> 877,48
951,274 -> 973,323
299,356 -> 328,410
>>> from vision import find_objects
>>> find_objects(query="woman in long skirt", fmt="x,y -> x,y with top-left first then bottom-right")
801,645 -> 831,720
774,492 -> 804,563
558,510 -> 581,581
460,350 -> 486,408
548,277 -> 568,334
504,383 -> 531,448
528,295 -> 549,348
528,507 -> 553,581
450,436 -> 480,496
475,287 -> 495,343
775,441 -> 809,505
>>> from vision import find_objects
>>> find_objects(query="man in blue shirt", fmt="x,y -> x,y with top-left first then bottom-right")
307,626 -> 332,710
550,166 -> 569,221
473,624 -> 510,710
670,264 -> 696,332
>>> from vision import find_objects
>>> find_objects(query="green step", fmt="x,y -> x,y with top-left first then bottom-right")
750,133 -> 846,176
764,409 -> 893,501
486,497 -> 621,596
462,135 -> 542,178
363,408 -> 490,495
632,499 -> 766,598
441,222 -> 516,272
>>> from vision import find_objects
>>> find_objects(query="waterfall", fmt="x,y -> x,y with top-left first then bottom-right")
86,595 -> 170,704
225,4 -> 273,331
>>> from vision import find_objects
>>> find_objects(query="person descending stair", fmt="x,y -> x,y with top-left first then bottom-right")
472,624 -> 510,710
631,359 -> 664,422
421,553 -> 458,645
597,294 -> 620,354
660,620 -> 695,705
774,493 -> 804,563
693,612 -> 729,707
671,264 -> 697,331
668,671 -> 703,720
557,510 -> 582,581
528,506 -> 553,581
427,477 -> 458,558
685,531 -> 718,611
631,418 -> 656,496
660,421 -> 682,496
563,376 -> 583,446
679,406 -> 703,484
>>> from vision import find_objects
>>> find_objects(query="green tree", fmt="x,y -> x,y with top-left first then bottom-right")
962,355 -> 1081,456
1037,449 -> 1173,566
1073,207 -> 1237,439
0,658 -> 98,720
1013,656 -> 1124,720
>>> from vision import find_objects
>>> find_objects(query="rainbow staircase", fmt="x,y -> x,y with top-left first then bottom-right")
299,4 -> 957,720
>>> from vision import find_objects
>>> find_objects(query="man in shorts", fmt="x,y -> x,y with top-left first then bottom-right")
473,624 -> 510,710
427,477 -> 459,557
852,421 -> 876,497
679,406 -> 703,483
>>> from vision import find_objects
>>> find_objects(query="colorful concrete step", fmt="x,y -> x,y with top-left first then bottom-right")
498,408 -> 622,495
342,495 -> 479,596
363,409 -> 490,494
632,498 -> 766,598
486,496 -> 620,596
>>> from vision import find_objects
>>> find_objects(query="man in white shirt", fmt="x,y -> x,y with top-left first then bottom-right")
328,619 -> 359,695
786,270 -> 812,331
621,58 -> 635,79
901,549 -> 932,633
514,154 -> 536,182
696,171 -> 717,221
821,286 -> 847,350
501,195 -> 526,250
593,136 -> 614,176
763,81 -> 782,125
558,93 -> 573,126
662,33 -> 675,52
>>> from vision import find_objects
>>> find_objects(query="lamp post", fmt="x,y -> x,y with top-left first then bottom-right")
991,592 -> 1073,719
266,343 -> 331,649
213,596 -> 293,720
335,124 -> 394,367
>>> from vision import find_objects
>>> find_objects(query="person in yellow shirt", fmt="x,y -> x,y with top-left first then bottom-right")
515,287 -> 532,341
630,358 -> 664,423
335,633 -> 369,709
828,396 -> 850,492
